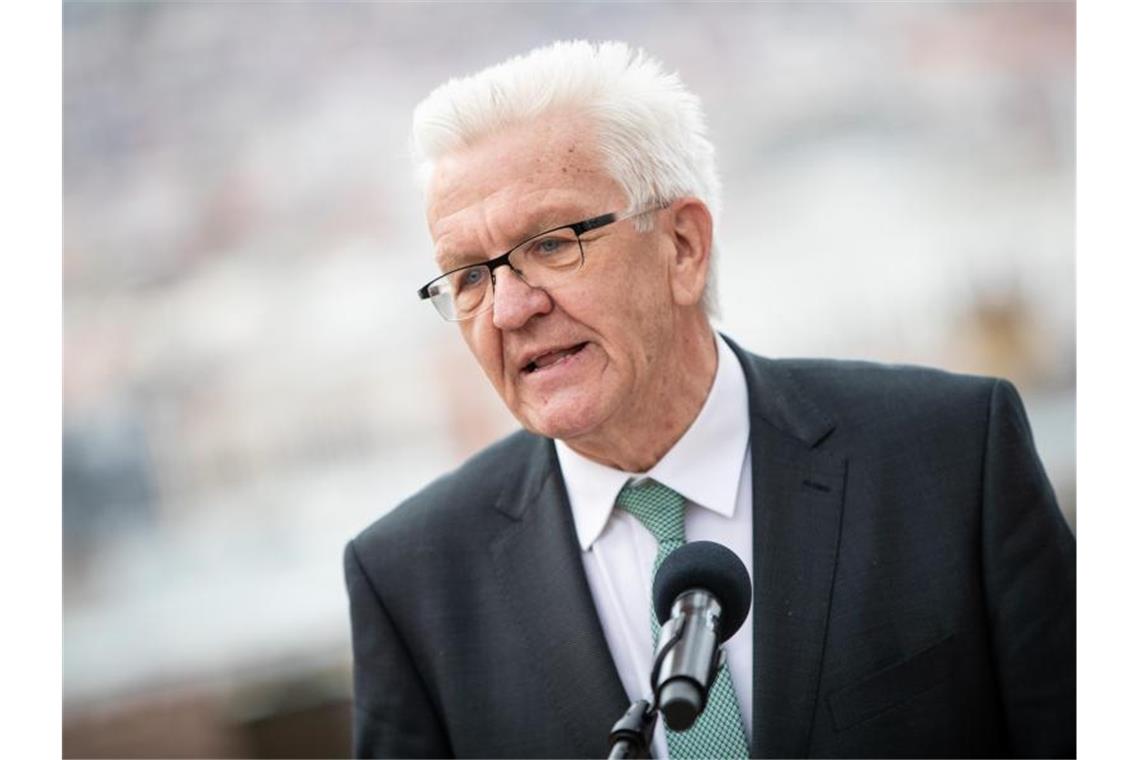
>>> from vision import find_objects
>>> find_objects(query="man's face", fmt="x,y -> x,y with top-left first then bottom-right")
424,117 -> 686,449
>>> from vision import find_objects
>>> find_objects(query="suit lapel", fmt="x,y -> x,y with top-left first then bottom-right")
489,437 -> 629,757
727,338 -> 847,758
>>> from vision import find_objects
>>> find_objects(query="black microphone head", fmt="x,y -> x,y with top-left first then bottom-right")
653,541 -> 752,642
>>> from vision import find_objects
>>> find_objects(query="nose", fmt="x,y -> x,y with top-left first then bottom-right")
491,266 -> 553,330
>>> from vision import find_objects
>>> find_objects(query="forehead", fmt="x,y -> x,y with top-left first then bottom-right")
425,117 -> 626,266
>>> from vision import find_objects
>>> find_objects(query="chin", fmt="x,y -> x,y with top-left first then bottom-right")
518,397 -> 607,443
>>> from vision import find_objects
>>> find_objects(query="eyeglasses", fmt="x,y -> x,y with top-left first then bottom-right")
417,206 -> 660,322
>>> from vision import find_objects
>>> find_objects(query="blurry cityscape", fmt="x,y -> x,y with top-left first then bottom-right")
63,2 -> 1074,757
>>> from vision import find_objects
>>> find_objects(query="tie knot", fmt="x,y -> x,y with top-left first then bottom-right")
616,478 -> 687,544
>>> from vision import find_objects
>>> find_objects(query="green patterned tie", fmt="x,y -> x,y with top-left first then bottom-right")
616,479 -> 750,759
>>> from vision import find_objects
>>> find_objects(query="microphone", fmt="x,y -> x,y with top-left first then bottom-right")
650,541 -> 752,731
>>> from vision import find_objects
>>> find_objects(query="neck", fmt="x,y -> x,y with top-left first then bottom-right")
564,317 -> 718,472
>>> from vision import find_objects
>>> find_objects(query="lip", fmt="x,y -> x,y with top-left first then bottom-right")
517,341 -> 590,376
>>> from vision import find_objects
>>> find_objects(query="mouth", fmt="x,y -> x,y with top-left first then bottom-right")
522,342 -> 589,375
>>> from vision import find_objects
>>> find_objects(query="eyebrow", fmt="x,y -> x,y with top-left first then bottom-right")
435,249 -> 486,274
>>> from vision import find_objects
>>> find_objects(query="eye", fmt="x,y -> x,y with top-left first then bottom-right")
535,237 -> 568,255
453,266 -> 487,292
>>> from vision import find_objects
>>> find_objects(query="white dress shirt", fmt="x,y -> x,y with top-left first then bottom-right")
554,333 -> 754,759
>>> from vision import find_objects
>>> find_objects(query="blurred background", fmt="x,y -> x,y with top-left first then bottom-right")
63,2 -> 1074,757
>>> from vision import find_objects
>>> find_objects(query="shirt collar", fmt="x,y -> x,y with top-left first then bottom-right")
556,333 -> 751,551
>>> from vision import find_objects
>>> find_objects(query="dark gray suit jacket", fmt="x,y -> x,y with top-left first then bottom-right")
344,338 -> 1076,758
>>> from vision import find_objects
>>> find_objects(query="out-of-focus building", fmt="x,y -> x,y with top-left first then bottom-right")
63,3 -> 1074,756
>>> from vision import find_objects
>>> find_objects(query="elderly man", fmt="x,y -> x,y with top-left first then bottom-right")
343,41 -> 1075,759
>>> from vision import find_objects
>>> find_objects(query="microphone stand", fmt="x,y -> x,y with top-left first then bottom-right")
606,699 -> 657,759
606,622 -> 687,758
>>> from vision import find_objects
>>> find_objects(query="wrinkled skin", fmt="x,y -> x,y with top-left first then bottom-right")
425,116 -> 717,471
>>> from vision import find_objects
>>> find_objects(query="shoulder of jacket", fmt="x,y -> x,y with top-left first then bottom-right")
748,354 -> 1005,438
769,356 -> 998,398
350,428 -> 544,550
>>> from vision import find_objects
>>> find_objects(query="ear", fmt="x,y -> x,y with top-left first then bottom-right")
666,198 -> 714,307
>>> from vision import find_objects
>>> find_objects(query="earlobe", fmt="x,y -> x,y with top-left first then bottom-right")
668,199 -> 713,307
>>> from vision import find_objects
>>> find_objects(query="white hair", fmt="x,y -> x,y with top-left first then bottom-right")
411,40 -> 722,316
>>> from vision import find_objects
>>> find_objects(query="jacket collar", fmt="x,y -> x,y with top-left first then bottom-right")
722,333 -> 835,448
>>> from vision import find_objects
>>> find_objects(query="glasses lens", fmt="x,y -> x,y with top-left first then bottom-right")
427,265 -> 493,321
510,230 -> 584,288
422,226 -> 587,321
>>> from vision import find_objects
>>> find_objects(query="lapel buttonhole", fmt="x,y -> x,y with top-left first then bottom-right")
802,478 -> 832,494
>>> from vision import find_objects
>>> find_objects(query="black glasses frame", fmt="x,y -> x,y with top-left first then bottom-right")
416,211 -> 622,302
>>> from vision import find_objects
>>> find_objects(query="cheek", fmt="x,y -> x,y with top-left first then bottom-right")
617,293 -> 676,383
461,322 -> 505,385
